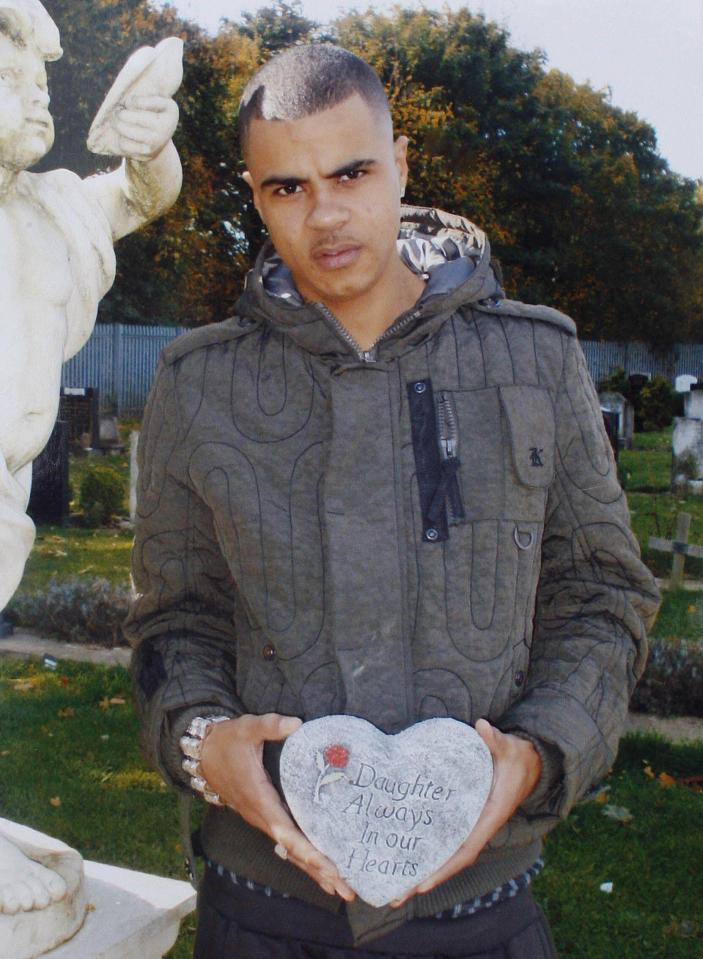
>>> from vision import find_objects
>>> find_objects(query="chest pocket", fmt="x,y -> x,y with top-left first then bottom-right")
441,385 -> 556,691
499,386 -> 555,521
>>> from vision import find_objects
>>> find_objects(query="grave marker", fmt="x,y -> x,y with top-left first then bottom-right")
648,512 -> 703,589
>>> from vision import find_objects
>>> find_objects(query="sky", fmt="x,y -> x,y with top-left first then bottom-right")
157,0 -> 703,182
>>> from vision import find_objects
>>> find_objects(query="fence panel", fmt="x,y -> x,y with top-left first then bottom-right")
61,323 -> 186,416
61,325 -> 703,419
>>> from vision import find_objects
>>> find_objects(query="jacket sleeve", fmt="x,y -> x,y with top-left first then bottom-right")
501,334 -> 660,817
124,358 -> 245,789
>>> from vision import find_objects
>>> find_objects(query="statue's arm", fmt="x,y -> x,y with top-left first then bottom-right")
82,95 -> 182,242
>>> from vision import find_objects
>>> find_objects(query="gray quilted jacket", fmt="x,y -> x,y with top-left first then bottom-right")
126,206 -> 659,942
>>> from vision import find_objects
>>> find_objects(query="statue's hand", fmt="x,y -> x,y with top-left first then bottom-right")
110,94 -> 179,162
87,37 -> 183,158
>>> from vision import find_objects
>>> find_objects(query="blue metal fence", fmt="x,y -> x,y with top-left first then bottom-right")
61,323 -> 703,418
61,323 -> 186,417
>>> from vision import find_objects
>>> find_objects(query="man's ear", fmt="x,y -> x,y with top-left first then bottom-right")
393,135 -> 409,198
241,170 -> 263,220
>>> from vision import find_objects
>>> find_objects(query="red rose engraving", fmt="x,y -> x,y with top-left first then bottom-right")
323,743 -> 349,769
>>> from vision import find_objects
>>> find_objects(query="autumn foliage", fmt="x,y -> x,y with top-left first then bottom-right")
39,1 -> 703,345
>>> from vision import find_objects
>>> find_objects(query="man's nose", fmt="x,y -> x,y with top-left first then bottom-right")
307,189 -> 349,231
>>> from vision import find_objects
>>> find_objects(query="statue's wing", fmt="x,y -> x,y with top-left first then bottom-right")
87,37 -> 184,156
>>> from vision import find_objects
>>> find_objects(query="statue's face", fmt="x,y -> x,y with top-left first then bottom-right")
0,32 -> 54,171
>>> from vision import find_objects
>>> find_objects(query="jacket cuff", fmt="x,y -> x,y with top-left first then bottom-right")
503,729 -> 565,816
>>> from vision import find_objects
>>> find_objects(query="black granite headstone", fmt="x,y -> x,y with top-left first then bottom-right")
28,420 -> 70,526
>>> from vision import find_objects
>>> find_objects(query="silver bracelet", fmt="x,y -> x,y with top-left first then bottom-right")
179,715 -> 232,805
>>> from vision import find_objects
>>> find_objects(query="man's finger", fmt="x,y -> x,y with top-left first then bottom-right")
249,712 -> 303,742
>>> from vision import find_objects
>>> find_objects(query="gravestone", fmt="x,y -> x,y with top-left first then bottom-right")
280,716 -> 492,907
59,388 -> 100,450
675,374 -> 697,394
27,421 -> 70,526
599,391 -> 634,451
673,384 -> 703,491
684,385 -> 703,420
98,415 -> 125,453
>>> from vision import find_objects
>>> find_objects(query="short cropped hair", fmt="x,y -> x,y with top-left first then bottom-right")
0,1 -> 62,60
238,44 -> 390,154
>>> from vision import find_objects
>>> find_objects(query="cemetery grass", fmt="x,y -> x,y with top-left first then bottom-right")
0,659 -> 701,959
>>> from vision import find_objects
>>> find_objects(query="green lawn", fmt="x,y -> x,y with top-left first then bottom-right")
0,659 -> 701,958
18,526 -> 133,589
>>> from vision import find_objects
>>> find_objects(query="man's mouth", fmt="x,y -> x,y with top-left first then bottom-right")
313,244 -> 361,271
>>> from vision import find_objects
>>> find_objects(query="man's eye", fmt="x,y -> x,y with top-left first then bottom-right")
274,184 -> 302,197
339,169 -> 365,183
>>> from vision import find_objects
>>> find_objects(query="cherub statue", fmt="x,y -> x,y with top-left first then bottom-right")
0,0 -> 183,612
0,2 -> 183,952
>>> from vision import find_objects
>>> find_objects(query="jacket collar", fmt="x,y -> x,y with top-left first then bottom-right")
234,206 -> 504,361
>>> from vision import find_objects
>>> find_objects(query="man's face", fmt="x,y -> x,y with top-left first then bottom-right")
0,33 -> 53,171
243,93 -> 408,313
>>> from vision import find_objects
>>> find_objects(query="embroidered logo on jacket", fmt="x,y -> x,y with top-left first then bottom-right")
530,448 -> 544,467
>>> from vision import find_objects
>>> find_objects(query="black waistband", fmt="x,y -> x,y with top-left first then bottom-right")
199,861 -> 544,955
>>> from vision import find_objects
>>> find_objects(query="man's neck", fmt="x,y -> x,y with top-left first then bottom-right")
329,260 -> 426,352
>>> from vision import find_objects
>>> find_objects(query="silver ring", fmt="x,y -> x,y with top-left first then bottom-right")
274,842 -> 289,861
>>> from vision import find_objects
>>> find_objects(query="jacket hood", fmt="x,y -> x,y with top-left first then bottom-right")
234,205 -> 504,361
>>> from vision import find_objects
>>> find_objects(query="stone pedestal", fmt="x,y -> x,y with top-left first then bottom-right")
44,860 -> 196,959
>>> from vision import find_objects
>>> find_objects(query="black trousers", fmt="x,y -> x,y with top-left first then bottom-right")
193,865 -> 558,959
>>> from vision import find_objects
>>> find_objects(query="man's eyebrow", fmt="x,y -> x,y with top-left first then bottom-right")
327,158 -> 376,179
259,159 -> 377,190
259,173 -> 304,189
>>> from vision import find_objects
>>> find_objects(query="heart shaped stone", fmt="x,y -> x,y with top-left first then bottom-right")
280,716 -> 493,907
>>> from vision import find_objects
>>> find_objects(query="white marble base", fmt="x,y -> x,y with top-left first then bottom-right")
44,861 -> 196,959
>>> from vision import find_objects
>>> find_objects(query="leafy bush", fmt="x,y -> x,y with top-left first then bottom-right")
8,577 -> 130,647
597,366 -> 630,396
639,375 -> 674,432
631,637 -> 703,717
79,464 -> 125,527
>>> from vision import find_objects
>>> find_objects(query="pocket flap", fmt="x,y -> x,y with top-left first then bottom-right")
499,386 -> 555,488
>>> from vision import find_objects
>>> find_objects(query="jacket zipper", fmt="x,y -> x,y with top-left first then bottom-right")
435,390 -> 465,523
437,390 -> 459,460
316,304 -> 423,364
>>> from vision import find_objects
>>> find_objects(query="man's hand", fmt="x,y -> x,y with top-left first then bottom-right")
390,718 -> 542,907
200,712 -> 355,902
111,95 -> 179,162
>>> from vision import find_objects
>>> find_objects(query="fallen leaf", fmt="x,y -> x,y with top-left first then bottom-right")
0,750 -> 9,757
658,772 -> 676,788
57,707 -> 75,718
643,765 -> 655,779
99,697 -> 110,711
58,677 -> 70,687
85,903 -> 96,913
109,697 -> 127,706
49,796 -> 61,807
680,774 -> 703,793
78,566 -> 95,575
595,789 -> 610,804
603,804 -> 633,824
11,679 -> 37,692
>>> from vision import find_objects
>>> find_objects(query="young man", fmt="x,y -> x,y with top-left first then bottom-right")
126,44 -> 659,958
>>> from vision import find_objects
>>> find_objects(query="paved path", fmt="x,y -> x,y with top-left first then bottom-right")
2,629 -> 702,742
0,629 -> 131,668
